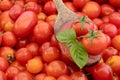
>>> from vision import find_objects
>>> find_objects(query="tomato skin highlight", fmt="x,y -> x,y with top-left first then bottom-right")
14,11 -> 38,38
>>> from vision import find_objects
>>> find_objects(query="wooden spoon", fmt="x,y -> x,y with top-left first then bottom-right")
53,0 -> 80,34
53,0 -> 101,67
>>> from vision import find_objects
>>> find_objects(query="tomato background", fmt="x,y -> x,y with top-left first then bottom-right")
0,0 -> 120,80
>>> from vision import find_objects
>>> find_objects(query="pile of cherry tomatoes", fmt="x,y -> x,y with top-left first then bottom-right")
0,0 -> 120,80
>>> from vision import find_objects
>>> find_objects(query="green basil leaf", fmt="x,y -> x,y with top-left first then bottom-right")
56,28 -> 76,45
70,41 -> 88,68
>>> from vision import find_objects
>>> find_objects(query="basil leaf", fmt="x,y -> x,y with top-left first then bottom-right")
56,28 -> 88,68
56,28 -> 76,45
70,41 -> 88,68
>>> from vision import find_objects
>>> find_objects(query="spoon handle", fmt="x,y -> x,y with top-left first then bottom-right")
53,0 -> 80,34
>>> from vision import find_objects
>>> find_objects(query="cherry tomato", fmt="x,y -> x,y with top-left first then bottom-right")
73,0 -> 90,10
106,56 -> 120,76
37,12 -> 47,21
72,17 -> 95,36
34,20 -> 53,44
24,1 -> 40,14
42,46 -> 60,63
2,31 -> 17,47
81,31 -> 108,55
3,20 -> 14,32
111,35 -> 120,50
34,73 -> 47,80
99,23 -> 118,38
26,57 -> 43,74
71,71 -> 88,80
92,18 -> 104,27
0,11 -> 13,31
0,0 -> 13,11
14,11 -> 38,38
39,42 -> 51,54
25,42 -> 40,57
0,47 -> 15,63
109,12 -> 120,29
44,1 -> 57,15
64,1 -> 76,12
82,1 -> 101,19
91,62 -> 113,80
6,66 -> 20,80
102,15 -> 110,23
101,46 -> 118,61
9,4 -> 24,21
13,71 -> 33,80
0,57 -> 9,72
15,48 -> 33,65
101,4 -> 115,17
46,60 -> 69,78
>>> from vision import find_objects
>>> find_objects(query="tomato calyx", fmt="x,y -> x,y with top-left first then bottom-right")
78,15 -> 92,29
7,54 -> 15,64
80,30 -> 102,44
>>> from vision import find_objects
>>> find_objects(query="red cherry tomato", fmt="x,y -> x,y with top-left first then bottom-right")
92,18 -> 104,27
0,11 -> 13,31
42,46 -> 60,63
2,31 -> 17,47
99,23 -> 118,38
34,21 -> 53,44
34,73 -> 47,80
0,47 -> 15,63
25,42 -> 40,57
46,60 -> 69,78
101,46 -> 118,61
0,57 -> 9,72
91,62 -> 113,80
14,11 -> 37,38
6,66 -> 20,80
24,1 -> 40,14
9,4 -> 24,21
64,1 -> 76,12
101,4 -> 115,17
71,71 -> 88,80
72,17 -> 95,36
15,48 -> 33,65
44,1 -> 57,15
13,71 -> 33,80
73,0 -> 90,9
81,31 -> 108,55
82,1 -> 101,19
109,12 -> 120,29
0,0 -> 13,11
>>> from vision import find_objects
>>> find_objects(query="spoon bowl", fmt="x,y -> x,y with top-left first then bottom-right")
53,0 -> 80,34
